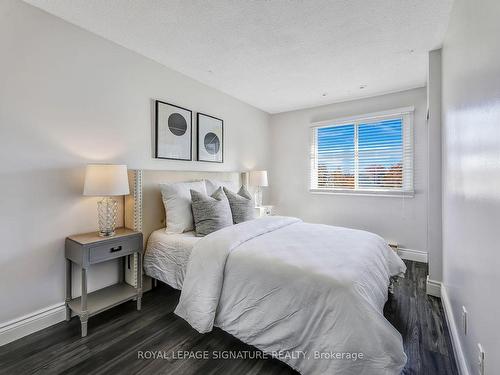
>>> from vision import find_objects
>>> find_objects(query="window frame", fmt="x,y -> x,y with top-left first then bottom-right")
309,107 -> 415,197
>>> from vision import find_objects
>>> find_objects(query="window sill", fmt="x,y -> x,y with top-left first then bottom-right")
309,189 -> 415,198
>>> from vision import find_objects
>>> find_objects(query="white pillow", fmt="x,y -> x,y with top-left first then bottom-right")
205,179 -> 239,196
160,181 -> 207,233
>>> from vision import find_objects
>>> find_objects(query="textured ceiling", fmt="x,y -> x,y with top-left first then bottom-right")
24,0 -> 453,113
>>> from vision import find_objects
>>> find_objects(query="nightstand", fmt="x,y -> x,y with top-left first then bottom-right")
65,228 -> 143,337
255,205 -> 273,217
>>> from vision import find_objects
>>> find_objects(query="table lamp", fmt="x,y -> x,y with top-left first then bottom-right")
249,170 -> 268,207
83,164 -> 130,237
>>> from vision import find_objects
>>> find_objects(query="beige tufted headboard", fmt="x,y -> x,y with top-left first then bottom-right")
124,169 -> 245,247
123,169 -> 245,289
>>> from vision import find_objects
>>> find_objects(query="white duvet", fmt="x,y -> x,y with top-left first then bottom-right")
175,216 -> 407,374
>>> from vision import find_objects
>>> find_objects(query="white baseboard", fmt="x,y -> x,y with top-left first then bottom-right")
0,303 -> 66,347
441,284 -> 470,375
398,247 -> 428,263
426,276 -> 442,297
0,276 -> 147,347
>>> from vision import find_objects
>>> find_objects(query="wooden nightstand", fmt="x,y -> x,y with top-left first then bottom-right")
65,228 -> 143,337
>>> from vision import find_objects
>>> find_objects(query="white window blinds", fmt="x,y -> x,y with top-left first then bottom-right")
310,108 -> 413,195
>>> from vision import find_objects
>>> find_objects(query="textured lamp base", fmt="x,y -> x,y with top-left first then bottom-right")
97,197 -> 118,237
254,186 -> 263,207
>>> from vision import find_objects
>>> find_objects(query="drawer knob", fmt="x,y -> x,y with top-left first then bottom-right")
110,246 -> 122,253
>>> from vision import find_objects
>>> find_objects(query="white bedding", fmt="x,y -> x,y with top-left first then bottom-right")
175,216 -> 407,375
143,229 -> 199,289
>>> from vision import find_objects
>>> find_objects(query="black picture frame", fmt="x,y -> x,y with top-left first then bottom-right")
197,112 -> 224,163
155,100 -> 192,161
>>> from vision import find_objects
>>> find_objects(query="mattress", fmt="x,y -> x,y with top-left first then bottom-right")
143,229 -> 200,289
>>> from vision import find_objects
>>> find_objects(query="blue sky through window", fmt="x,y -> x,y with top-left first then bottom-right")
316,118 -> 404,190
317,118 -> 403,172
317,124 -> 355,174
358,118 -> 403,168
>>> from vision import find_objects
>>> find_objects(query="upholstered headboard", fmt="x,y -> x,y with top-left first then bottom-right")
123,169 -> 244,289
124,169 -> 244,246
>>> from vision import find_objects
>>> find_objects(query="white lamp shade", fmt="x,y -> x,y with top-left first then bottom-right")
249,170 -> 268,187
83,164 -> 130,196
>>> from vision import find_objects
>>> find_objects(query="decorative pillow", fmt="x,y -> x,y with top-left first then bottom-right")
223,186 -> 256,224
190,187 -> 233,236
160,181 -> 207,233
205,179 -> 239,196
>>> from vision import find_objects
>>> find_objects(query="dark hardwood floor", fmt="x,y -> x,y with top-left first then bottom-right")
385,261 -> 458,375
0,260 -> 458,375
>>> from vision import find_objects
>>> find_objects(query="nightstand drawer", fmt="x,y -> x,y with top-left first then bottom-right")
90,238 -> 140,264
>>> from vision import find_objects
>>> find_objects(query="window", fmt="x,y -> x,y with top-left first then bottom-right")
310,107 -> 414,195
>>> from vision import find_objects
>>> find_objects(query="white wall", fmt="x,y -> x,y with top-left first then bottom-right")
269,88 -> 428,252
441,0 -> 500,372
0,0 -> 269,324
427,49 -> 443,282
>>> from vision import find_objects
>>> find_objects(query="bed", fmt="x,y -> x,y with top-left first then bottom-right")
124,170 -> 407,375
143,229 -> 198,290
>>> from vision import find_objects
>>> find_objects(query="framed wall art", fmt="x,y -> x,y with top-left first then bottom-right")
197,112 -> 223,163
155,100 -> 192,160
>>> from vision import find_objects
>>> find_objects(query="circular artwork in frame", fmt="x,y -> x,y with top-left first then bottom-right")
168,113 -> 188,136
197,112 -> 223,163
155,100 -> 192,161
204,132 -> 220,155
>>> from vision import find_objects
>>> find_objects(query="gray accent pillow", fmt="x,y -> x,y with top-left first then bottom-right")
190,187 -> 233,237
223,186 -> 256,224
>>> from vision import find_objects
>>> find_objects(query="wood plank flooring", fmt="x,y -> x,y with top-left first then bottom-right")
385,261 -> 458,375
0,260 -> 458,374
